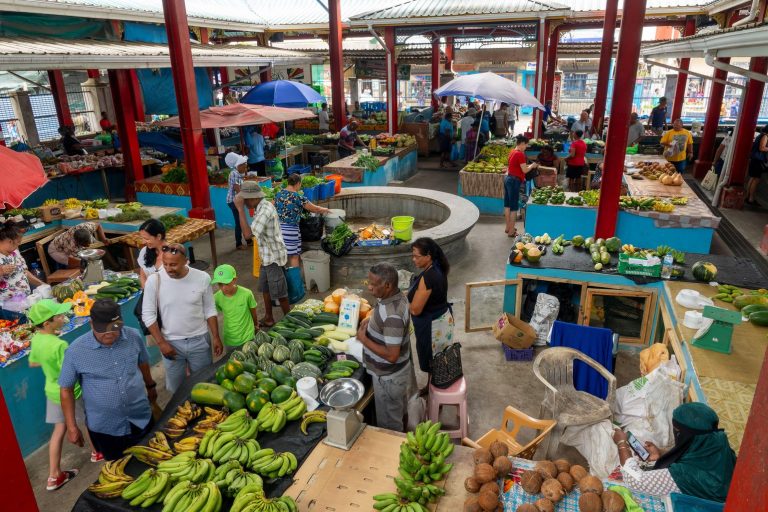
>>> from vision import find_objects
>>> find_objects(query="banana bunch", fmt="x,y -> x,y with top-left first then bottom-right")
165,401 -> 202,438
255,403 -> 287,433
372,492 -> 430,512
400,421 -> 454,484
124,444 -> 174,466
157,451 -> 215,483
162,480 -> 222,512
174,436 -> 202,453
211,435 -> 262,465
231,483 -> 298,512
193,407 -> 230,434
121,468 -> 173,507
212,460 -> 264,497
214,409 -> 258,438
248,449 -> 298,479
149,431 -> 174,454
276,390 -> 308,421
88,455 -> 134,498
300,410 -> 327,435
393,477 -> 445,505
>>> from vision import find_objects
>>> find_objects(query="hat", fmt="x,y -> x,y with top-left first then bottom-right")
211,264 -> 237,285
237,180 -> 265,200
90,299 -> 122,332
225,152 -> 248,169
28,299 -> 72,326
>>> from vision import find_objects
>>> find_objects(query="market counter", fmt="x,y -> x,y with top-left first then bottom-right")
321,146 -> 418,187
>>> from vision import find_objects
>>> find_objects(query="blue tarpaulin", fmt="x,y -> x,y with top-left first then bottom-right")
549,321 -> 614,400
137,131 -> 210,160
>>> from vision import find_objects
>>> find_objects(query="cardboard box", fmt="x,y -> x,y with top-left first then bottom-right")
40,204 -> 62,222
492,313 -> 536,349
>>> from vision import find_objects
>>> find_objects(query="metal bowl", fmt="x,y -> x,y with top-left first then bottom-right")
319,378 -> 364,411
78,248 -> 106,260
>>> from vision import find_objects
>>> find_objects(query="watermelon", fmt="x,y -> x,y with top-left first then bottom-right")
223,391 -> 246,411
270,385 -> 294,404
257,377 -> 278,394
691,261 -> 717,282
246,388 -> 271,414
233,372 -> 257,394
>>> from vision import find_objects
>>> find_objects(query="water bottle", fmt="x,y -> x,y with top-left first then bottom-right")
30,262 -> 46,283
661,254 -> 674,280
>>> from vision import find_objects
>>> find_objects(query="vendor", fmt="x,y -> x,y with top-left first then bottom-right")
338,120 -> 365,159
613,402 -> 735,502
99,111 -> 113,131
565,130 -> 588,192
0,221 -> 45,318
536,145 -> 560,169
627,113 -> 644,147
542,100 -> 564,133
244,126 -> 266,175
570,111 -> 592,140
505,135 -> 538,237
59,126 -> 86,156
48,222 -> 109,269
275,173 -> 331,268
136,219 -> 166,287
318,103 -> 330,133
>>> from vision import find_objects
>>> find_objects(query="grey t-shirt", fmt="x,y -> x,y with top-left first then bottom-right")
628,122 -> 645,145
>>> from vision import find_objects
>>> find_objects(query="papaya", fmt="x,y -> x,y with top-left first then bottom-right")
734,294 -> 768,310
233,372 -> 257,394
257,377 -> 278,394
246,388 -> 271,414
270,385 -> 294,404
223,359 -> 245,380
190,382 -> 227,406
749,310 -> 768,327
223,391 -> 246,411
741,304 -> 768,316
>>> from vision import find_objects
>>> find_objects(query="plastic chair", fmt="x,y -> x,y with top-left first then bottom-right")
532,347 -> 616,458
428,377 -> 468,440
461,405 -> 556,460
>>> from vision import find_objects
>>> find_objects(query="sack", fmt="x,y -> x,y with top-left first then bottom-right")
431,343 -> 462,389
561,420 -> 619,479
299,215 -> 324,242
134,274 -> 162,336
492,313 -> 536,349
528,293 -> 560,346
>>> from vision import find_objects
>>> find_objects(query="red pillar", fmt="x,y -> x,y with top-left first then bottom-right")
444,37 -> 454,72
87,69 -> 100,79
533,19 -> 550,138
595,0 -> 648,238
727,57 -> 768,187
47,70 -> 73,127
544,25 -> 560,104
328,0 -> 345,131
693,58 -> 730,179
385,27 -> 399,134
129,69 -> 145,122
431,39 -> 440,109
670,17 -> 696,121
259,68 -> 272,83
220,67 -> 230,96
108,69 -> 143,201
592,0 -> 619,137
162,0 -> 214,219
0,391 -> 37,512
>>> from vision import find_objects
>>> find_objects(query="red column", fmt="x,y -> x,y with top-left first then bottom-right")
220,67 -> 230,96
259,68 -> 272,83
444,37 -> 454,72
431,39 -> 440,109
0,391 -> 37,512
595,0 -> 648,238
727,57 -> 768,187
47,70 -> 73,127
162,0 -> 214,219
670,17 -> 696,121
544,25 -> 560,104
87,69 -> 100,79
592,0 -> 619,137
108,69 -> 143,201
385,27 -> 399,134
693,58 -> 730,179
533,19 -> 550,138
129,70 -> 145,122
328,0 -> 345,131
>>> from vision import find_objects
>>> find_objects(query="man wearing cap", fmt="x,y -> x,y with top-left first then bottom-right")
235,182 -> 290,327
212,264 -> 259,349
143,243 -> 223,394
59,299 -> 157,460
225,152 -> 249,251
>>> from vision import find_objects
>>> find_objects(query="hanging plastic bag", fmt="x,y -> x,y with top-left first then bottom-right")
528,293 -> 560,346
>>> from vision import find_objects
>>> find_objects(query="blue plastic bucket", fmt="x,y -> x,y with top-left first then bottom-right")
285,266 -> 305,304
304,186 -> 319,202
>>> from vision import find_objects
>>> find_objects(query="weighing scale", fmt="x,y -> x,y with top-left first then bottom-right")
78,248 -> 106,284
691,306 -> 742,354
319,378 -> 365,450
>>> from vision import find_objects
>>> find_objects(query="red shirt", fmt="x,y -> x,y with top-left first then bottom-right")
569,139 -> 587,166
507,149 -> 527,180
262,123 -> 279,138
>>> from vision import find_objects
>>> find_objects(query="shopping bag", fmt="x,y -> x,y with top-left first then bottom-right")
701,168 -> 719,191
561,420 -> 620,479
431,308 -> 455,355
431,343 -> 462,389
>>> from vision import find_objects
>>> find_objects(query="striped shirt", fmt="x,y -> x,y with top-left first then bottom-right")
363,291 -> 411,376
251,200 -> 287,267
226,169 -> 243,204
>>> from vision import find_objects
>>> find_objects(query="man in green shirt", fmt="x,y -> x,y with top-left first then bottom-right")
212,264 -> 259,348
28,299 -> 99,491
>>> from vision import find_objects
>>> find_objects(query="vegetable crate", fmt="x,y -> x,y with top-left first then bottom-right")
288,164 -> 312,174
503,346 -> 534,361
617,253 -> 662,278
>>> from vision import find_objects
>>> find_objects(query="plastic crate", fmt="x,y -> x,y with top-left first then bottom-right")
288,164 -> 311,175
503,346 -> 534,361
316,183 -> 330,201
304,186 -> 319,202
617,253 -> 661,278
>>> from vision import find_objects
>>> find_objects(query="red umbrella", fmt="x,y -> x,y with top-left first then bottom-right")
0,146 -> 48,208
158,103 -> 316,128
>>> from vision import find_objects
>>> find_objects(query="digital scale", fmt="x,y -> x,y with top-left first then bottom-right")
691,306 -> 742,355
319,378 -> 365,450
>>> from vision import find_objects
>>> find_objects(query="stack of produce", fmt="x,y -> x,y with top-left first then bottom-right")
324,223 -> 356,255
159,213 -> 188,230
463,441 -> 511,511
712,285 -> 768,327
374,133 -> 416,148
322,288 -> 372,322
231,483 -> 298,512
353,154 -> 381,172
530,187 -> 565,205
91,277 -> 140,300
87,455 -> 135,498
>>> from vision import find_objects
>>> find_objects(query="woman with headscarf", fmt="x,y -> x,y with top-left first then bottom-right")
612,402 -> 736,502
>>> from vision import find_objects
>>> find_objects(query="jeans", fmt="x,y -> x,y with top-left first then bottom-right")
671,160 -> 688,174
371,362 -> 413,432
228,202 -> 243,248
163,333 -> 212,394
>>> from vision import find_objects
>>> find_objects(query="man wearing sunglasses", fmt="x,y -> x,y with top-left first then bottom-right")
59,299 -> 157,460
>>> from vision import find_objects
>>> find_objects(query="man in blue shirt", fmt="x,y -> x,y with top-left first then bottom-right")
244,125 -> 266,175
59,300 -> 157,460
647,97 -> 668,135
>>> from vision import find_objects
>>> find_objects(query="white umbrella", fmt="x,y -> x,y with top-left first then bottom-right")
433,72 -> 544,109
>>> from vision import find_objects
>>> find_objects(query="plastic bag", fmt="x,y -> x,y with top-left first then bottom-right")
561,420 -> 620,479
299,214 -> 324,242
528,293 -> 560,346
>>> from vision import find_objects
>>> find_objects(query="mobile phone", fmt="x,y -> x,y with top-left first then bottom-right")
626,431 -> 649,461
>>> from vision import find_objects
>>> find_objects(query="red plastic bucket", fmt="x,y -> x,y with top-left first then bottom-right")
326,174 -> 342,194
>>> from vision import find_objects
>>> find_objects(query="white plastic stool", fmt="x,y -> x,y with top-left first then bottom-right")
302,250 -> 331,292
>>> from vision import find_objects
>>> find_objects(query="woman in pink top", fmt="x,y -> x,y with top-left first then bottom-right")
566,129 -> 588,192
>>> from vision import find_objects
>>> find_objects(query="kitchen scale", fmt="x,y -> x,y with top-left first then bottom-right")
691,306 -> 742,355
319,378 -> 365,450
78,248 -> 106,284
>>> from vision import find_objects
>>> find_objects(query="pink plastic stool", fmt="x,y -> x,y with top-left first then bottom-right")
427,377 -> 468,440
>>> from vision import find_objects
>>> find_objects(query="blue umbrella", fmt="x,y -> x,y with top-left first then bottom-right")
241,80 -> 324,107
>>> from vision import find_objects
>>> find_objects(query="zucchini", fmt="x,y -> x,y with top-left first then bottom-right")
749,311 -> 768,326
313,313 -> 339,324
741,304 -> 768,316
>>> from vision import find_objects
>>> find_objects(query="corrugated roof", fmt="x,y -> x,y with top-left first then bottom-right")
567,0 -> 713,12
640,21 -> 768,58
253,0 -> 406,27
0,36 -> 319,71
351,0 -> 570,21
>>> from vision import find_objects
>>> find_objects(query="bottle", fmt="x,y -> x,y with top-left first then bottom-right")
661,254 -> 674,280
30,262 -> 46,283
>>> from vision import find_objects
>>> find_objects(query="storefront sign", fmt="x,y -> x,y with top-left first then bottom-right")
552,73 -> 562,113
355,60 -> 387,79
398,64 -> 411,81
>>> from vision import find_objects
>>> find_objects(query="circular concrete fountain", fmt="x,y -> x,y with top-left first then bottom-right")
305,186 -> 480,286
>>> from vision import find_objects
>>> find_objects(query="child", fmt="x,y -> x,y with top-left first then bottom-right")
28,299 -> 100,491
211,264 -> 259,348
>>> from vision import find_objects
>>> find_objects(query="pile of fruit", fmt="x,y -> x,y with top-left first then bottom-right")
375,133 -> 416,148
463,442 -> 511,511
717,288 -> 768,327
578,190 -> 600,206
52,278 -> 84,301
531,187 -> 565,205
480,145 -> 512,160
91,276 -> 141,300
565,196 -> 584,206
635,160 -> 677,180
463,160 -> 505,174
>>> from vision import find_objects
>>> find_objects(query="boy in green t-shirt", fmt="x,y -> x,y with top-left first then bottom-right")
28,299 -> 99,491
212,264 -> 259,347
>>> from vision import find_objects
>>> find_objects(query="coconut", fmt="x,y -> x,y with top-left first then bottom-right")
533,498 -> 555,512
516,505 -> 538,512
464,477 -> 481,493
473,447 -> 494,465
464,496 -> 481,512
478,491 -> 499,512
540,478 -> 565,503
489,440 -> 509,459
578,492 -> 603,512
553,459 -> 571,474
602,489 -> 626,512
535,460 -> 558,479
479,481 -> 500,496
474,463 -> 497,484
579,475 -> 604,495
493,455 -> 513,477
556,471 -> 575,492
520,470 -> 543,494
569,464 -> 588,482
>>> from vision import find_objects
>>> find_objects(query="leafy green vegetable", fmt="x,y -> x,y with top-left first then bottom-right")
353,154 -> 380,172
301,175 -> 322,189
158,213 -> 187,230
285,134 -> 315,145
327,223 -> 355,252
162,166 -> 188,183
107,209 -> 152,223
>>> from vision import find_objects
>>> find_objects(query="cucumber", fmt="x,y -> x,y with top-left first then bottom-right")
741,304 -> 768,316
286,316 -> 312,329
313,313 -> 339,324
749,311 -> 768,326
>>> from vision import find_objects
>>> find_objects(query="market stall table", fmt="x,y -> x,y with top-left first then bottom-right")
321,146 -> 418,187
115,217 -> 219,269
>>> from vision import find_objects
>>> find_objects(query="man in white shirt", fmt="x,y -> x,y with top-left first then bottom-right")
571,110 -> 593,140
459,108 -> 477,156
318,103 -> 330,133
142,243 -> 223,393
627,113 -> 645,146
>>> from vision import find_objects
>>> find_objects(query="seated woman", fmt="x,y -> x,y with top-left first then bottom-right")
613,402 -> 735,502
536,145 -> 559,169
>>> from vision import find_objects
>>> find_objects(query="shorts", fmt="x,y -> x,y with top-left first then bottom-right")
566,164 -> 586,179
503,175 -> 521,210
257,263 -> 288,299
748,159 -> 767,178
46,397 -> 85,424
670,160 -> 688,174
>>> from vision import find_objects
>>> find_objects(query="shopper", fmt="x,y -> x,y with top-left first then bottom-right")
509,106 -> 519,136
661,118 -> 693,174
99,111 -> 112,131
59,299 -> 157,460
566,129 -> 588,192
570,111 -> 592,140
408,238 -> 453,392
613,402 -> 735,502
244,126 -> 266,175
505,135 -> 538,236
225,152 -> 249,251
211,264 -> 259,349
0,221 -> 44,317
48,221 -> 110,268
357,262 -> 413,432
338,120 -> 365,159
627,112 -> 645,146
275,173 -> 331,267
59,126 -> 86,156
142,243 -> 223,393
438,112 -> 455,168
746,125 -> 768,205
459,108 -> 477,160
648,97 -> 668,135
494,103 -> 510,139
318,103 -> 330,133
136,219 -> 166,288
464,120 -> 483,162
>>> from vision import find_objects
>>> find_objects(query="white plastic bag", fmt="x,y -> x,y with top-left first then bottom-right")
528,293 -> 560,346
561,420 -> 619,479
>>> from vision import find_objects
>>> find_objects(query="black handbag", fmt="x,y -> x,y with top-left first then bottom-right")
430,343 -> 463,389
134,274 -> 162,335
